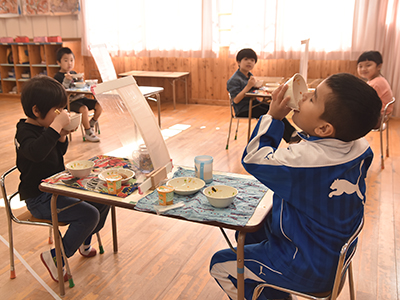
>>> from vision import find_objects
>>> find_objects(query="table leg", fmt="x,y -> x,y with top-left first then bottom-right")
184,76 -> 188,105
67,95 -> 72,142
51,194 -> 65,296
248,98 -> 254,143
156,93 -> 161,128
111,206 -> 118,253
237,231 -> 246,300
172,79 -> 176,109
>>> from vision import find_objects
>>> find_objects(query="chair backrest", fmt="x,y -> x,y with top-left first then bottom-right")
1,166 -> 53,227
252,217 -> 364,300
383,97 -> 396,117
330,217 -> 364,299
1,166 -> 20,224
88,44 -> 118,82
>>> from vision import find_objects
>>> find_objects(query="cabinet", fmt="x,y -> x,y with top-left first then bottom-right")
0,39 -> 82,98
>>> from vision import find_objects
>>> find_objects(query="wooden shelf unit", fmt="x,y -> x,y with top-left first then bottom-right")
0,39 -> 82,98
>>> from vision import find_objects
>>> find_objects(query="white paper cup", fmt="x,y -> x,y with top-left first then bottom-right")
284,73 -> 308,111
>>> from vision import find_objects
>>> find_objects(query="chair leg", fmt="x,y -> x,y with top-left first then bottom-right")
7,216 -> 16,279
48,227 -> 53,244
348,262 -> 355,300
59,233 -> 75,288
380,125 -> 384,169
234,119 -> 240,140
96,232 -> 104,254
80,123 -> 86,141
95,121 -> 100,135
386,120 -> 390,158
226,115 -> 234,150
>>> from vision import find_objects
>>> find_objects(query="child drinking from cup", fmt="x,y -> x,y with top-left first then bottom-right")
210,73 -> 381,300
15,76 -> 110,283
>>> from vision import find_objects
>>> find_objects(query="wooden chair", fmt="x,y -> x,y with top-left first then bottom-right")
379,97 -> 396,169
226,93 -> 258,150
0,166 -> 103,286
252,218 -> 364,300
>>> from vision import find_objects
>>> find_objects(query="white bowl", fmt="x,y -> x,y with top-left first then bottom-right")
203,185 -> 238,208
254,80 -> 264,88
85,79 -> 98,86
98,168 -> 135,184
71,73 -> 84,79
284,73 -> 308,111
66,160 -> 95,178
63,113 -> 81,131
74,82 -> 86,88
166,177 -> 205,195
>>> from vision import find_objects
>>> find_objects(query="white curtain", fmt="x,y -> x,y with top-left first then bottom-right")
228,0 -> 356,60
82,0 -> 400,115
82,0 -> 218,57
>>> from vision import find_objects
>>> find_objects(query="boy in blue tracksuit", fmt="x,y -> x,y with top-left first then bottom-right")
210,73 -> 382,300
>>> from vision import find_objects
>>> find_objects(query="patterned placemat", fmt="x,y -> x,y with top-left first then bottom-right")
134,167 -> 268,226
42,155 -> 138,198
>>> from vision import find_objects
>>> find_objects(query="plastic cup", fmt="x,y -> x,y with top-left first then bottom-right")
284,73 -> 308,111
157,185 -> 174,206
106,174 -> 122,195
194,155 -> 213,184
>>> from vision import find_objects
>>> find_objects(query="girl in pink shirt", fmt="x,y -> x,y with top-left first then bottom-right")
357,51 -> 393,116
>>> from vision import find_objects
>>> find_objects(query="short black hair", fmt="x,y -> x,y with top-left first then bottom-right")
357,51 -> 383,65
56,47 -> 74,63
21,75 -> 67,120
320,73 -> 382,142
236,48 -> 258,64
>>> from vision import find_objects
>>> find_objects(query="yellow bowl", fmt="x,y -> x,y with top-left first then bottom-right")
66,160 -> 94,178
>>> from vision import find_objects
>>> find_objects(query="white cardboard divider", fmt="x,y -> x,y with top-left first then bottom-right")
93,76 -> 172,194
88,44 -> 118,82
300,39 -> 310,84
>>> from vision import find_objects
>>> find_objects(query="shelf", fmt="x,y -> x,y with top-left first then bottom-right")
0,63 -> 14,67
3,78 -> 16,81
31,64 -> 46,67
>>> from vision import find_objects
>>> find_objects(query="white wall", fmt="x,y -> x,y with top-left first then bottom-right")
0,14 -> 81,39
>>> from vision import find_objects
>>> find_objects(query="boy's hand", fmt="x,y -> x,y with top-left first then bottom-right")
247,76 -> 257,89
51,109 -> 70,133
267,84 -> 292,120
64,72 -> 73,81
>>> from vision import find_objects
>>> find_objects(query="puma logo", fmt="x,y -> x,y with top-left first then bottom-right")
329,160 -> 364,201
258,266 -> 265,275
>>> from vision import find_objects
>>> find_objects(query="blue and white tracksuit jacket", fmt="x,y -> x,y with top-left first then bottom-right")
210,115 -> 372,300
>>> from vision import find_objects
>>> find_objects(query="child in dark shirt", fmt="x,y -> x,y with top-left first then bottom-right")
15,76 -> 110,283
54,47 -> 102,142
227,48 -> 300,143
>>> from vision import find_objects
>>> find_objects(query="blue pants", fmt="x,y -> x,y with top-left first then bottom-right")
26,192 -> 110,258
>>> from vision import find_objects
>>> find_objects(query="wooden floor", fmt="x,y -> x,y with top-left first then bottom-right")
0,97 -> 399,300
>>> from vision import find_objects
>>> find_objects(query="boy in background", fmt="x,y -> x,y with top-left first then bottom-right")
15,76 -> 110,282
211,73 -> 381,299
227,48 -> 300,144
357,50 -> 393,128
54,47 -> 102,142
